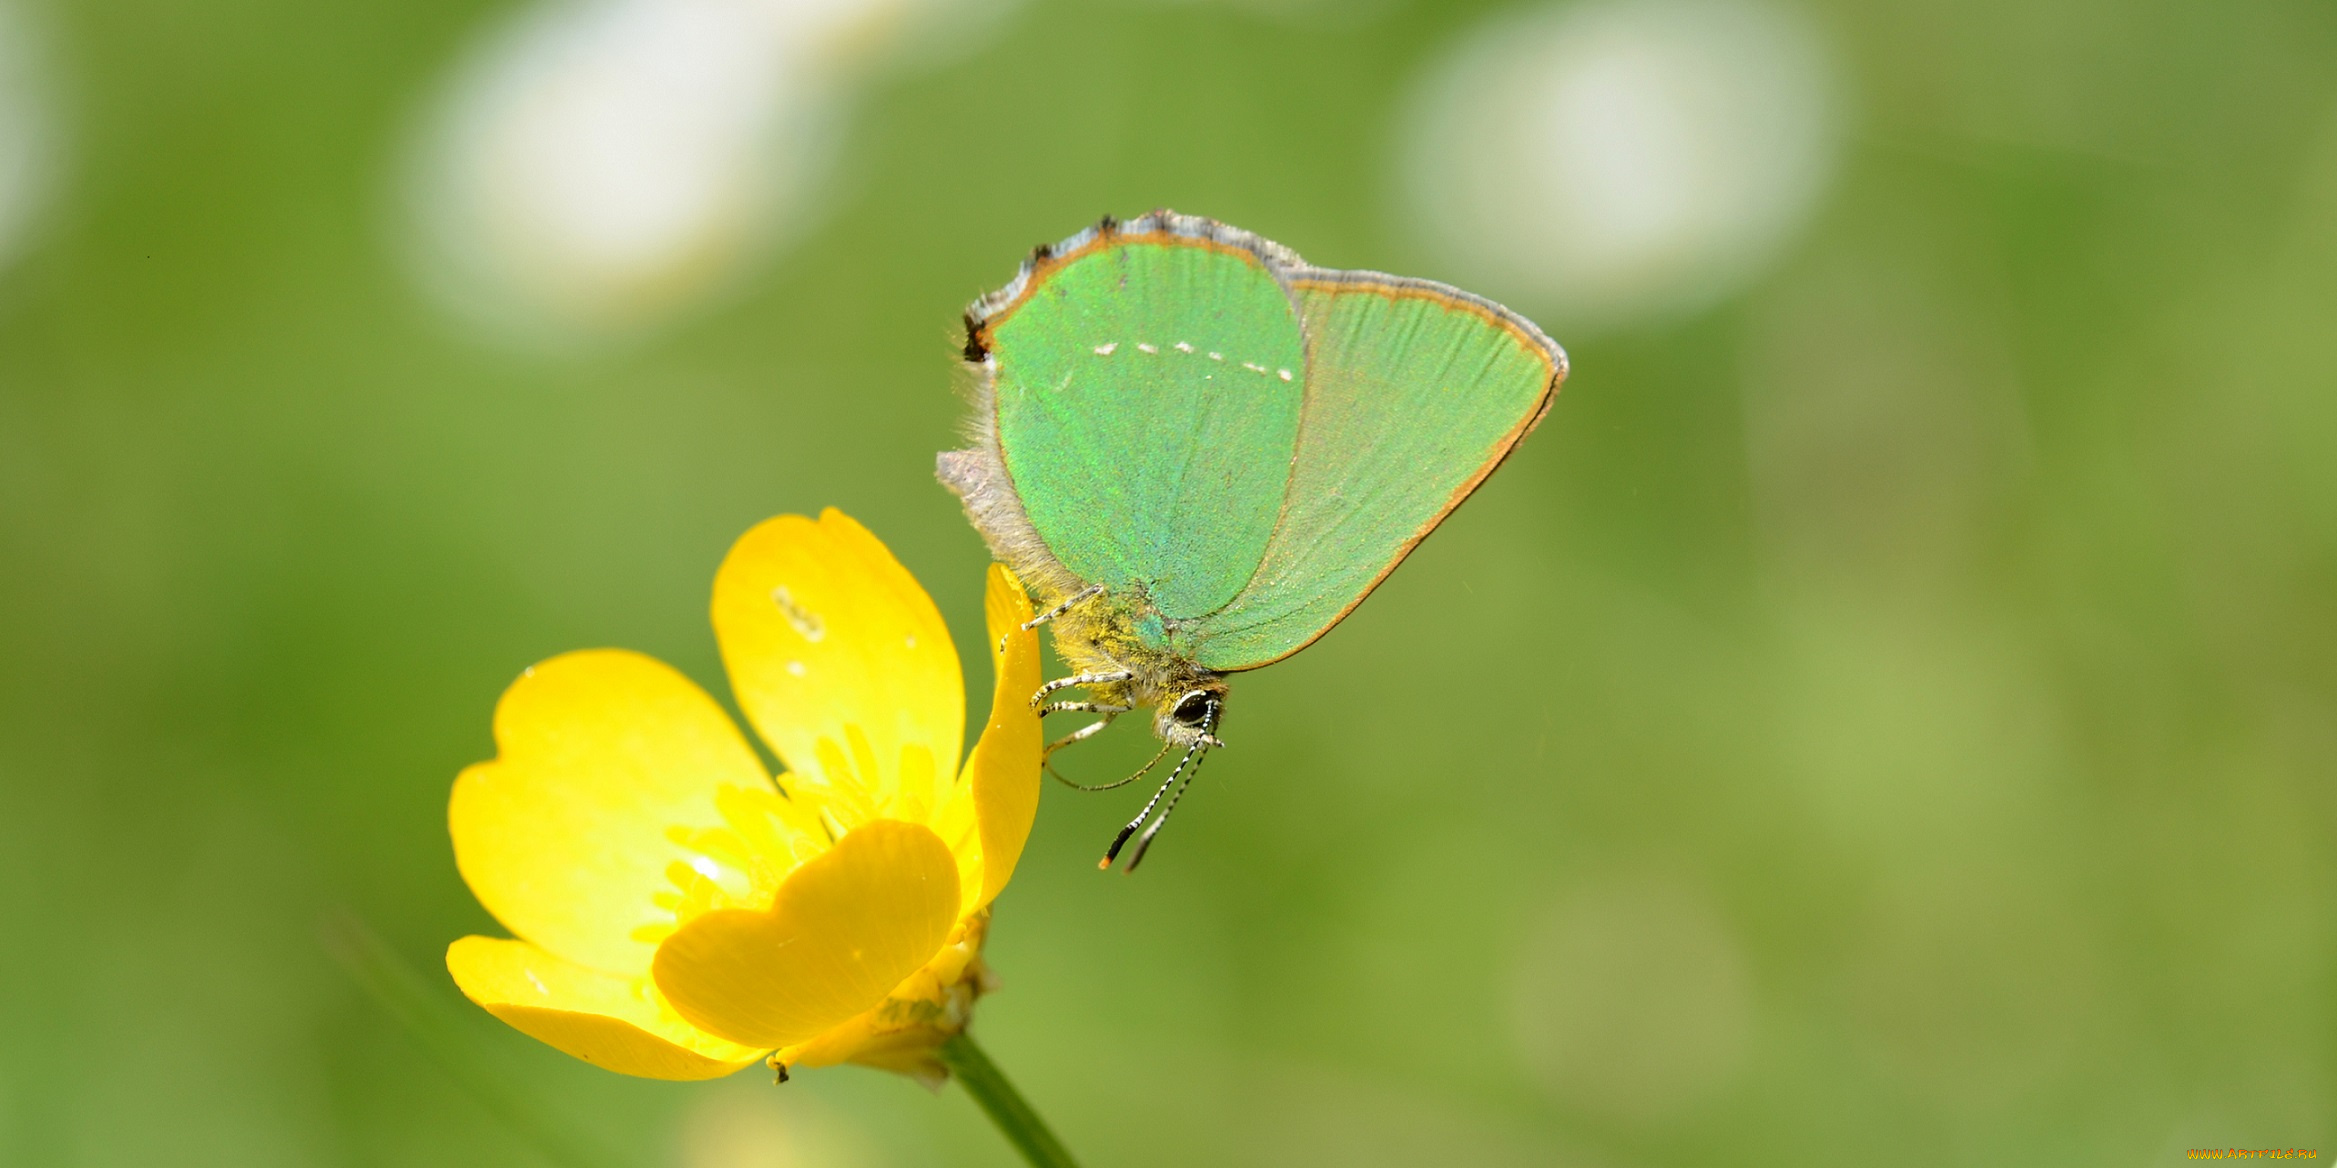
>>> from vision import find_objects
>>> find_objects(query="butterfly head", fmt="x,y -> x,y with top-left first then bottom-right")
1157,686 -> 1226,750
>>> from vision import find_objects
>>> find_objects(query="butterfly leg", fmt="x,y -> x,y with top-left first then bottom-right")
1021,583 -> 1105,631
1039,701 -> 1130,718
1045,712 -> 1120,756
1028,670 -> 1133,707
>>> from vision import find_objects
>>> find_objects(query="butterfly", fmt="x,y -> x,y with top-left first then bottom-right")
939,211 -> 1566,869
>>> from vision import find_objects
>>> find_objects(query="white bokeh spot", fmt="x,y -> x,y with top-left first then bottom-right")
0,0 -> 57,276
401,0 -> 1011,348
1399,0 -> 1841,332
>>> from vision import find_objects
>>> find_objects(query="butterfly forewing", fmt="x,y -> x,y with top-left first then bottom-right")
987,234 -> 1307,620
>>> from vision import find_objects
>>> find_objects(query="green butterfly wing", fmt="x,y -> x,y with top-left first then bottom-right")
942,212 -> 1563,674
975,224 -> 1308,620
1179,271 -> 1565,672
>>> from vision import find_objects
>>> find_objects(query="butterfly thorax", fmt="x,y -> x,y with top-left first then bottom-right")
1043,585 -> 1227,748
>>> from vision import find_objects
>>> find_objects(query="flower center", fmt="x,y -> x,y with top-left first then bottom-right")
629,725 -> 950,945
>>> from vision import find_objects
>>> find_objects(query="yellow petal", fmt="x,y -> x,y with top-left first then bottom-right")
447,936 -> 763,1082
965,564 -> 1042,908
451,649 -> 775,974
712,510 -> 963,825
651,819 -> 959,1049
781,911 -> 991,1081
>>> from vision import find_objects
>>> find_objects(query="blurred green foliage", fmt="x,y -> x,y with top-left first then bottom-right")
2,0 -> 2333,1165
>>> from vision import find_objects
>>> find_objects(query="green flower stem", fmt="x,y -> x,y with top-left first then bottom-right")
939,1033 -> 1081,1168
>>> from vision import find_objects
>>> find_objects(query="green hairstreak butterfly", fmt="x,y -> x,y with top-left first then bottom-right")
938,210 -> 1566,868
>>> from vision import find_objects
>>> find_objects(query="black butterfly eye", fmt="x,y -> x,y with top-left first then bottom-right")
1171,692 -> 1212,725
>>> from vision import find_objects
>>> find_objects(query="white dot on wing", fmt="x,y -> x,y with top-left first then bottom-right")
1137,342 -> 1158,354
1094,342 -> 1118,355
1243,362 -> 1266,374
1175,341 -> 1194,353
1208,351 -> 1223,361
1279,369 -> 1294,381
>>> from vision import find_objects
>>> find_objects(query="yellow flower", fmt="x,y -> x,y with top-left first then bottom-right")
445,509 -> 1041,1083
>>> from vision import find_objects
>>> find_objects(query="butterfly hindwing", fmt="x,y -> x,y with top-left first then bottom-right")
983,229 -> 1307,620
1182,272 -> 1565,672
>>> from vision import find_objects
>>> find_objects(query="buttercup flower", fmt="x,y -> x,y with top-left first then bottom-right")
446,509 -> 1040,1083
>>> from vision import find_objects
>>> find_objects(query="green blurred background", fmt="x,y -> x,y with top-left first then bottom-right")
2,0 -> 2332,1164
